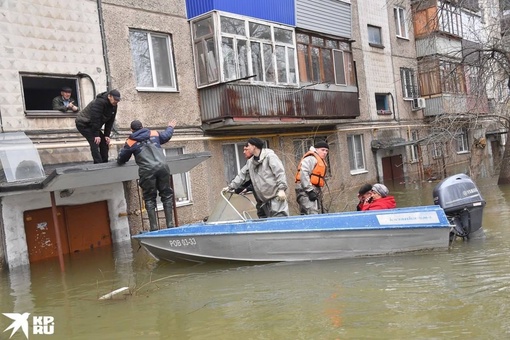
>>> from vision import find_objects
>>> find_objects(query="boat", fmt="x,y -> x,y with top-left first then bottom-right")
133,173 -> 485,263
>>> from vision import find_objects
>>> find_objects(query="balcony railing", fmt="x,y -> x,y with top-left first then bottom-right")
199,83 -> 360,126
423,94 -> 489,116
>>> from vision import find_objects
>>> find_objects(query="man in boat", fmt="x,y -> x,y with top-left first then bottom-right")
356,183 -> 373,211
360,183 -> 397,210
233,143 -> 267,218
117,119 -> 177,231
294,141 -> 329,214
224,137 -> 289,217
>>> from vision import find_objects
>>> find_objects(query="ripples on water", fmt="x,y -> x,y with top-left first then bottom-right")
1,178 -> 510,339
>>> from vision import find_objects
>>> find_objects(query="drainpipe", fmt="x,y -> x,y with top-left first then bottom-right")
77,72 -> 97,98
0,107 -> 3,133
96,0 -> 111,90
388,92 -> 398,122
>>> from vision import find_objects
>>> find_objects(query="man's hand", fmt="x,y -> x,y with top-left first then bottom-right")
276,189 -> 287,202
222,186 -> 233,193
94,137 -> 101,145
105,136 -> 111,145
168,119 -> 177,128
306,190 -> 318,202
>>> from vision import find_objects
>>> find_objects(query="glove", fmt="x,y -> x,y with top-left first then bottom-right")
276,189 -> 287,202
234,187 -> 245,194
306,190 -> 318,202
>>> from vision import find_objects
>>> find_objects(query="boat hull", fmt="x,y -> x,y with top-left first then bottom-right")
133,206 -> 452,263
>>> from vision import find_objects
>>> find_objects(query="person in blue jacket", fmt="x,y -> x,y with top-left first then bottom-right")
117,119 -> 177,231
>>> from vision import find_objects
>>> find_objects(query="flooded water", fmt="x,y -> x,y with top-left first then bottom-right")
2,177 -> 510,339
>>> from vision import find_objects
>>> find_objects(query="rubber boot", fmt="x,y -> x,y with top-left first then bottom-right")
163,203 -> 174,228
145,202 -> 159,231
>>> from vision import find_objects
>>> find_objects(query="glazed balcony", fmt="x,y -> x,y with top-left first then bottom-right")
199,83 -> 360,132
423,94 -> 489,117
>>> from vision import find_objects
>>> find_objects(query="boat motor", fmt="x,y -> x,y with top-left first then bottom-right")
433,173 -> 486,240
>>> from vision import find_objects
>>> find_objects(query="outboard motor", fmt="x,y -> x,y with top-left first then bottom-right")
433,173 -> 486,240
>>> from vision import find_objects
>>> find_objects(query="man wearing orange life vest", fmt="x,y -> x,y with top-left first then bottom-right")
295,141 -> 329,214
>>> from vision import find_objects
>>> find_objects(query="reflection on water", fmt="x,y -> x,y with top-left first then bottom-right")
2,178 -> 510,339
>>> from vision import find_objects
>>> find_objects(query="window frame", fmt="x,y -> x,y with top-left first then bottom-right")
367,25 -> 383,47
347,134 -> 366,174
410,130 -> 420,163
438,2 -> 462,36
129,29 -> 178,92
394,6 -> 409,39
20,73 -> 81,117
157,147 -> 192,209
401,68 -> 418,99
439,60 -> 466,94
456,129 -> 469,153
296,32 -> 355,86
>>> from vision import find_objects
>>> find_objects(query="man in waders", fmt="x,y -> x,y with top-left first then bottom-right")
117,119 -> 177,231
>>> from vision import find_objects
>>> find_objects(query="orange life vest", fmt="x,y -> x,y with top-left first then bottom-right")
295,151 -> 327,187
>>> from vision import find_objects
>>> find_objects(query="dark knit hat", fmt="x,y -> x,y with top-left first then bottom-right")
358,183 -> 373,195
247,137 -> 264,149
109,89 -> 121,101
61,86 -> 72,93
314,140 -> 329,149
130,120 -> 143,131
372,183 -> 389,197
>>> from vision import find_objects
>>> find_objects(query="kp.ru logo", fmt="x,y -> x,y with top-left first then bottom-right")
2,313 -> 54,339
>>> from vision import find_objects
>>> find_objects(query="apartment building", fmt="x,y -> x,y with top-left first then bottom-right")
1,0 -> 504,269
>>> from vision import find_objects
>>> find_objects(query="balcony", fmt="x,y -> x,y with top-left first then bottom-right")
423,94 -> 489,117
199,83 -> 360,132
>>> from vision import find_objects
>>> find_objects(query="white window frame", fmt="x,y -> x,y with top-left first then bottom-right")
432,142 -> 443,159
438,1 -> 462,36
219,14 -> 297,86
347,134 -> 366,173
456,129 -> 469,153
129,30 -> 178,92
410,130 -> 419,162
401,68 -> 417,99
157,147 -> 192,209
394,7 -> 409,39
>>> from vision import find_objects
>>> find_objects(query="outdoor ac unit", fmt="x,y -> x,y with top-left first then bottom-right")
412,97 -> 426,110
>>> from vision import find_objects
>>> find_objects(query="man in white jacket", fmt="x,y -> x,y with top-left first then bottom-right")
224,137 -> 289,217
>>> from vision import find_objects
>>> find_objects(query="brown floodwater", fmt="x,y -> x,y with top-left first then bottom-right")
1,177 -> 510,339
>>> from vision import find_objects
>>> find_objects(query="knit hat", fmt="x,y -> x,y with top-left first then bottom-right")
314,140 -> 329,149
371,183 -> 389,197
247,137 -> 264,149
61,86 -> 72,93
358,183 -> 373,195
130,120 -> 143,131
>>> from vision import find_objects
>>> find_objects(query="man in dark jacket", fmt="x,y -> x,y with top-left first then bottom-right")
75,89 -> 120,163
52,86 -> 79,112
117,119 -> 177,231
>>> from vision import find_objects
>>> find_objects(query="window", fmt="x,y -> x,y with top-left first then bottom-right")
223,143 -> 250,184
418,60 -> 441,96
347,134 -> 366,173
410,130 -> 420,162
129,30 -> 177,91
439,2 -> 461,36
368,25 -> 383,47
456,129 -> 469,153
192,14 -> 297,87
297,33 -> 355,86
401,68 -> 418,98
159,148 -> 191,208
432,142 -> 443,159
440,61 -> 466,94
394,7 -> 408,39
375,94 -> 391,114
466,66 -> 481,95
21,74 -> 81,116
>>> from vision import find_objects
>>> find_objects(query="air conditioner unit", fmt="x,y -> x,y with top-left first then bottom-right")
412,97 -> 426,110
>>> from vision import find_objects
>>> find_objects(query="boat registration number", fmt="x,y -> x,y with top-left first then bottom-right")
168,238 -> 197,247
